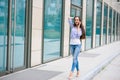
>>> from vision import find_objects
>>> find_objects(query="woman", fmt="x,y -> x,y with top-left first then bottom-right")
68,16 -> 85,79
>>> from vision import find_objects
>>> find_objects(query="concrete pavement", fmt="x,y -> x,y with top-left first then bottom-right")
93,55 -> 120,80
0,41 -> 120,80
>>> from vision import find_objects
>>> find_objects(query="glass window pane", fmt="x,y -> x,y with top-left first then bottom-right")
112,11 -> 116,42
71,7 -> 76,17
72,0 -> 82,7
43,0 -> 62,62
116,13 -> 119,40
96,0 -> 102,47
85,0 -> 94,50
71,6 -> 82,17
108,8 -> 112,43
119,15 -> 120,40
0,0 -> 8,72
76,8 -> 81,17
116,13 -> 118,41
103,4 -> 108,45
11,0 -> 26,68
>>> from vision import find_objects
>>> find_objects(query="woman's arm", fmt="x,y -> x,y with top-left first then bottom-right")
68,17 -> 74,28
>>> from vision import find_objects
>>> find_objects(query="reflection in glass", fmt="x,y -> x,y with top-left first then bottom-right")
43,0 -> 62,62
71,6 -> 81,17
108,8 -> 112,43
0,0 -> 8,72
76,9 -> 81,17
112,11 -> 116,42
11,0 -> 26,68
103,4 -> 108,45
72,0 -> 82,7
116,13 -> 118,40
85,0 -> 94,50
96,1 -> 102,47
71,7 -> 76,17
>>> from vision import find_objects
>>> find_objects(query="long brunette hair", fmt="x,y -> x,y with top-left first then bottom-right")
74,16 -> 86,39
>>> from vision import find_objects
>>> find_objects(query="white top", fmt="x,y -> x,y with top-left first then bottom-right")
70,39 -> 81,45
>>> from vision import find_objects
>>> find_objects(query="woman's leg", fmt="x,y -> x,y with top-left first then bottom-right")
76,60 -> 80,77
69,45 -> 75,78
75,45 -> 81,71
71,45 -> 81,72
69,45 -> 81,78
76,60 -> 79,71
70,45 -> 74,56
75,45 -> 81,77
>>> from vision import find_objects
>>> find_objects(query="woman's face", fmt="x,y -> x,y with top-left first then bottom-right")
74,17 -> 81,26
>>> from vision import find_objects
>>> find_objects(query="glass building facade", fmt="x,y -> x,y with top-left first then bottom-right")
0,0 -> 120,76
71,0 -> 82,17
43,0 -> 63,62
85,0 -> 94,50
96,0 -> 102,47
0,0 -> 8,72
116,13 -> 119,41
108,8 -> 113,43
0,0 -> 31,76
11,0 -> 26,69
103,3 -> 108,45
112,11 -> 116,42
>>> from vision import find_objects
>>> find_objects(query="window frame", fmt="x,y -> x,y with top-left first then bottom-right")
70,0 -> 83,17
95,0 -> 102,47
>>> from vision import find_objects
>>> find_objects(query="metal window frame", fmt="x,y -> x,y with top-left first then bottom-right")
109,7 -> 113,43
85,0 -> 94,50
103,2 -> 108,45
70,0 -> 83,17
0,0 -> 11,76
112,10 -> 116,42
95,0 -> 103,47
0,0 -> 33,76
42,0 -> 64,63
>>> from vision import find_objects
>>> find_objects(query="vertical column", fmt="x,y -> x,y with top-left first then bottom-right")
92,0 -> 97,48
7,0 -> 12,73
31,0 -> 43,66
62,0 -> 71,57
25,0 -> 33,68
81,0 -> 86,51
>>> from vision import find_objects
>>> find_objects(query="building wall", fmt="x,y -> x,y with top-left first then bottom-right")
31,0 -> 43,66
0,0 -> 120,76
62,0 -> 71,57
31,0 -> 120,66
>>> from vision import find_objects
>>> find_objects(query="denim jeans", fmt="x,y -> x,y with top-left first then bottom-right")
70,44 -> 81,72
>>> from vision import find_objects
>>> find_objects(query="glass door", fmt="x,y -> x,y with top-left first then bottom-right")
0,0 -> 27,75
0,0 -> 8,73
0,0 -> 29,76
10,0 -> 26,70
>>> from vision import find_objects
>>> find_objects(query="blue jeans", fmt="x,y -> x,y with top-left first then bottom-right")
70,44 -> 81,72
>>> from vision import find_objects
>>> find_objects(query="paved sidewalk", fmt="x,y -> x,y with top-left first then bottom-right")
93,55 -> 120,80
0,41 -> 120,80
